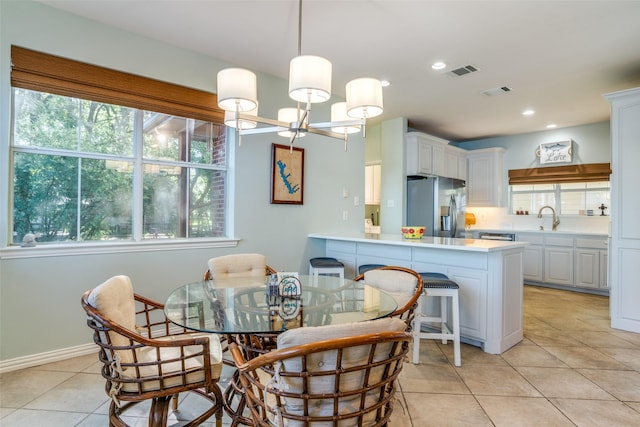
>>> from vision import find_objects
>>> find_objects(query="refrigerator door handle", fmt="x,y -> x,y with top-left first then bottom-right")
450,195 -> 457,237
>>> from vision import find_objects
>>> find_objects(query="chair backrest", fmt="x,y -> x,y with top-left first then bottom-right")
205,253 -> 273,280
357,266 -> 423,325
231,317 -> 410,427
85,275 -> 137,363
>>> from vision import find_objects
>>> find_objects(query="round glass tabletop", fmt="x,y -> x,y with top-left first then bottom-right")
164,274 -> 397,334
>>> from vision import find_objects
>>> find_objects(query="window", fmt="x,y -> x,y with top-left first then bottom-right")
510,182 -> 610,215
10,46 -> 227,245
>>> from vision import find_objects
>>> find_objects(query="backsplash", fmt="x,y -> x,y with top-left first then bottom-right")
466,207 -> 609,235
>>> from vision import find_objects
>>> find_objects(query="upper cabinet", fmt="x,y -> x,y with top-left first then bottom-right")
406,132 -> 466,180
365,164 -> 381,205
467,147 -> 506,207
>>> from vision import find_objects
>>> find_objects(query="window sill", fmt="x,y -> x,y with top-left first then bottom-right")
0,238 -> 240,260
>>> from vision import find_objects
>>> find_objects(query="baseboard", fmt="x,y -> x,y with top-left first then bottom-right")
0,343 -> 97,374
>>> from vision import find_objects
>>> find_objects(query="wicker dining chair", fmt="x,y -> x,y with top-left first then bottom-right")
229,317 -> 411,427
203,253 -> 277,281
354,266 -> 424,329
81,275 -> 224,427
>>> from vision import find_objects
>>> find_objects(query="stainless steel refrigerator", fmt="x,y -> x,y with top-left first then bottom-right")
406,176 -> 466,238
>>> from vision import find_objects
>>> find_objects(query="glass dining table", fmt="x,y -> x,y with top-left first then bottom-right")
164,274 -> 398,426
164,274 -> 397,335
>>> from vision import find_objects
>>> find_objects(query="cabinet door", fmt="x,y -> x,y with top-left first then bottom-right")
364,166 -> 373,204
457,154 -> 467,181
575,249 -> 600,288
364,164 -> 381,205
416,142 -> 433,175
544,247 -> 574,286
445,150 -> 458,179
466,148 -> 504,207
523,245 -> 543,282
431,144 -> 445,176
600,250 -> 608,289
447,267 -> 488,341
372,164 -> 381,204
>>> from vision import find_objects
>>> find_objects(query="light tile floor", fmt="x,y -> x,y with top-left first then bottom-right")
2,285 -> 640,426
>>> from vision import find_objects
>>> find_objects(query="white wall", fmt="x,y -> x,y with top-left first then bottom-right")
454,121 -> 611,233
0,1 -> 366,362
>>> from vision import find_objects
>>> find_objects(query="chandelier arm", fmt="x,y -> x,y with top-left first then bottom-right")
308,119 -> 364,129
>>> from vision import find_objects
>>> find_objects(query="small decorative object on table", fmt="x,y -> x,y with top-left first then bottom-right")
401,226 -> 425,239
275,273 -> 303,325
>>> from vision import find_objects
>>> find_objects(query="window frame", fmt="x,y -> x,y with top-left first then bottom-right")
509,181 -> 611,216
5,46 -> 238,252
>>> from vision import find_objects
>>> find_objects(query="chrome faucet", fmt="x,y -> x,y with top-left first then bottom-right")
538,205 -> 560,231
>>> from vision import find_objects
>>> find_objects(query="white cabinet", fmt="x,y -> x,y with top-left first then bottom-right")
444,146 -> 468,180
517,232 -> 608,292
364,164 -> 381,205
519,234 -> 544,282
466,147 -> 505,207
406,132 -> 467,180
575,238 -> 609,289
544,247 -> 574,286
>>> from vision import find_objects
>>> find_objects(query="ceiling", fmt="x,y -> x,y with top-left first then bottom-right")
37,0 -> 640,142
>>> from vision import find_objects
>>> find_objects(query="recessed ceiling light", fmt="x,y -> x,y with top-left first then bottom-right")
546,124 -> 557,129
522,109 -> 535,116
381,80 -> 391,87
431,61 -> 446,70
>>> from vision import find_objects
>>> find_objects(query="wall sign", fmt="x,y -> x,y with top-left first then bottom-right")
536,140 -> 572,164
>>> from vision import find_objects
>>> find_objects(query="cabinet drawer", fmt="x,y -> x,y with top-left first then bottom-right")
357,243 -> 412,260
575,238 -> 607,249
545,236 -> 573,247
517,234 -> 544,245
327,240 -> 356,254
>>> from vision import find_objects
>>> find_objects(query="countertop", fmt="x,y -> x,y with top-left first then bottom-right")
309,232 -> 529,253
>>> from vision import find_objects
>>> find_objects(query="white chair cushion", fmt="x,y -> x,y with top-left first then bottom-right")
121,332 -> 224,392
87,275 -> 137,363
207,253 -> 267,279
363,269 -> 418,309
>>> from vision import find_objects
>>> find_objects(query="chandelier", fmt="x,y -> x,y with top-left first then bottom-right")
216,0 -> 383,149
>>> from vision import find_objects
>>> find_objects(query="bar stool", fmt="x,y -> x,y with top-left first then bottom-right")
412,272 -> 461,366
358,264 -> 386,275
308,257 -> 344,286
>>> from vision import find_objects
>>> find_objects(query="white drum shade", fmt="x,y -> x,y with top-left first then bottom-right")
217,68 -> 258,112
346,78 -> 383,119
278,108 -> 306,138
288,55 -> 332,104
224,104 -> 258,129
330,102 -> 361,134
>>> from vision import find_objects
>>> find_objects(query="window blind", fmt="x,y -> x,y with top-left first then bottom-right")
508,163 -> 611,185
10,45 -> 224,124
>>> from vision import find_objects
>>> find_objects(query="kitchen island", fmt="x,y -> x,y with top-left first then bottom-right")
309,233 -> 528,354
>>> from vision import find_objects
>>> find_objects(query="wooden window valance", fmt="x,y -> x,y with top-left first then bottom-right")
10,45 -> 224,124
509,163 -> 611,185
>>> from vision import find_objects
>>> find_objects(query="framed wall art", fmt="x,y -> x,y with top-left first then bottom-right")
271,143 -> 304,204
536,140 -> 573,164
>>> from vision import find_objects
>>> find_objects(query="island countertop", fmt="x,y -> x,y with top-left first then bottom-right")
309,232 -> 529,252
310,232 -> 526,355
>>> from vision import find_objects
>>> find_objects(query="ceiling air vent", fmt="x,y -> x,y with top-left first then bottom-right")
447,65 -> 479,77
482,86 -> 513,97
